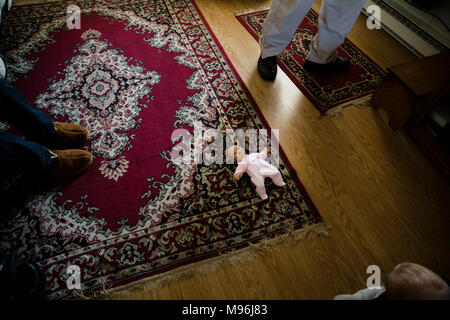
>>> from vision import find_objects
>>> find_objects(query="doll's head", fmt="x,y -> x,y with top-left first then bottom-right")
386,262 -> 450,300
226,145 -> 246,163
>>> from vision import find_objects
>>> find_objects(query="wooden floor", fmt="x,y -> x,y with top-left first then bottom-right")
111,0 -> 450,299
16,0 -> 450,299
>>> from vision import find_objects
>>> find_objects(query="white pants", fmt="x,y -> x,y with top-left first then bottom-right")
260,0 -> 366,63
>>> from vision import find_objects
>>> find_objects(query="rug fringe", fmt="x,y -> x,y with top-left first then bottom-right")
91,222 -> 330,299
318,94 -> 373,119
235,6 -> 270,16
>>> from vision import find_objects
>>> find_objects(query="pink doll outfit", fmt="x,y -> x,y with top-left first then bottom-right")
234,149 -> 286,200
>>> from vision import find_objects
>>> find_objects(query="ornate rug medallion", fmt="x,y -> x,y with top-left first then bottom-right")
0,0 -> 325,299
36,30 -> 162,159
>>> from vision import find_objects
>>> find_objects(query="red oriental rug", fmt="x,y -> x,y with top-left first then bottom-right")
235,9 -> 386,116
0,0 -> 327,299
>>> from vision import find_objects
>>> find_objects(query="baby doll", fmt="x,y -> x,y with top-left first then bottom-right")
227,145 -> 286,200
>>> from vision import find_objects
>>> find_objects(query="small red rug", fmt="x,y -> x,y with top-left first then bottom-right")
0,0 -> 327,299
236,9 -> 386,115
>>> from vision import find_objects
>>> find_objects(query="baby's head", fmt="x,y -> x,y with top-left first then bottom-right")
226,145 -> 246,163
386,262 -> 450,300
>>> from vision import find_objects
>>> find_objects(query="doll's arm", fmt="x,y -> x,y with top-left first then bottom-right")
233,162 -> 246,180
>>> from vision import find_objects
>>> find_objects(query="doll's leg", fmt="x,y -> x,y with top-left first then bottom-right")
270,171 -> 286,187
251,175 -> 268,200
256,185 -> 268,200
261,163 -> 286,187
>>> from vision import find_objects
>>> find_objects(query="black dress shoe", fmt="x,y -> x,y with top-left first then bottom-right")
258,55 -> 277,81
303,56 -> 350,73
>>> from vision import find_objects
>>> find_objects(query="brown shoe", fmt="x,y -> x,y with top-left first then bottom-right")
48,122 -> 89,149
49,149 -> 93,178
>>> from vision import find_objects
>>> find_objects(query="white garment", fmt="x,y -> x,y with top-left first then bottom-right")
0,0 -> 6,24
260,0 -> 366,63
0,57 -> 5,79
334,286 -> 386,300
0,0 -> 12,24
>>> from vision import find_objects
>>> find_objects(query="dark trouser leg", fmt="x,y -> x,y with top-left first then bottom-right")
0,78 -> 55,145
0,133 -> 51,179
0,134 -> 51,220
